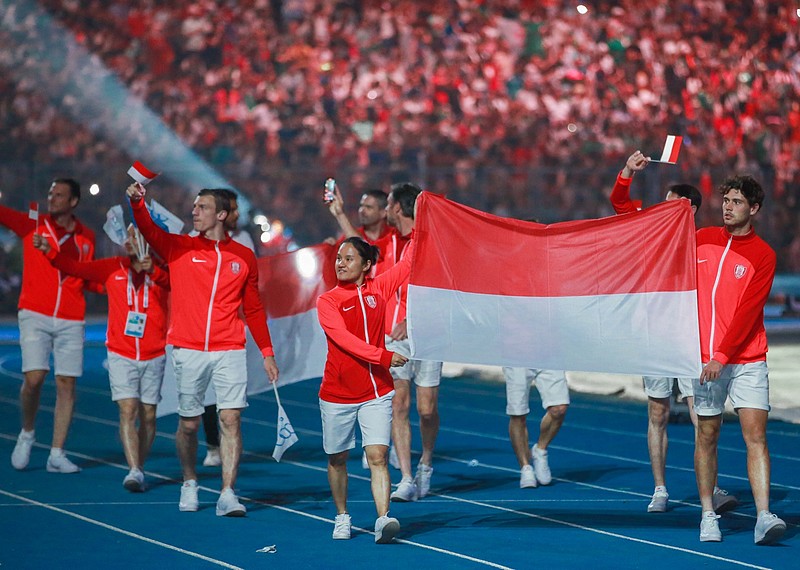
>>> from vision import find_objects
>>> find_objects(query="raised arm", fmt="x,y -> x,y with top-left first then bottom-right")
126,183 -> 187,261
610,151 -> 649,214
0,203 -> 32,237
327,185 -> 361,239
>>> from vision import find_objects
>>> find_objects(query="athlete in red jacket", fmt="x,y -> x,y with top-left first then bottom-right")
693,175 -> 785,546
127,182 -> 278,517
2,178 -> 95,474
34,232 -> 169,492
316,236 -> 413,544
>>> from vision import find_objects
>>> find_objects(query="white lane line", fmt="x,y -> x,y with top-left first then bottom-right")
0,487 -> 244,570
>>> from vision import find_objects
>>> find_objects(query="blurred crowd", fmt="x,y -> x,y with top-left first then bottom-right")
1,0 -> 799,279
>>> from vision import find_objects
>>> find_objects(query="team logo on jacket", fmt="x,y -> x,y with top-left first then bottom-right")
734,264 -> 747,279
365,295 -> 377,309
231,261 -> 241,274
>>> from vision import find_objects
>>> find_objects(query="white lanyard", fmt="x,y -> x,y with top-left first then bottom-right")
126,269 -> 150,309
42,218 -> 72,253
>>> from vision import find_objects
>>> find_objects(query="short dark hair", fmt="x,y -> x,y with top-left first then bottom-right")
362,189 -> 388,209
53,178 -> 81,202
668,183 -> 702,210
341,236 -> 379,267
718,175 -> 764,209
198,188 -> 232,213
219,188 -> 238,205
389,182 -> 422,218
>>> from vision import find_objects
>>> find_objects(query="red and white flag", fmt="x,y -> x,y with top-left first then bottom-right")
156,243 -> 337,417
407,193 -> 701,377
656,135 -> 683,164
127,161 -> 159,185
28,201 -> 38,221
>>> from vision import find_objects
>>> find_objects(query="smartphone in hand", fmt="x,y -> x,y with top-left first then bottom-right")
323,178 -> 336,203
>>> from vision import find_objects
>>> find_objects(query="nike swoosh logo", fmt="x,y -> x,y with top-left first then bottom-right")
114,276 -> 126,280
191,257 -> 207,263
342,306 -> 355,312
698,259 -> 708,263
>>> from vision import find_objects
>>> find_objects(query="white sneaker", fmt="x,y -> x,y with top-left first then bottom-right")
390,477 -> 419,502
712,487 -> 739,514
216,488 -> 246,517
374,514 -> 400,544
179,480 -> 199,512
203,447 -> 222,467
414,463 -> 433,498
647,486 -> 669,513
388,446 -> 400,470
699,511 -> 722,542
11,430 -> 35,470
531,444 -> 552,485
123,468 -> 146,492
520,464 -> 537,488
46,449 -> 80,473
332,513 -> 352,540
754,511 -> 786,545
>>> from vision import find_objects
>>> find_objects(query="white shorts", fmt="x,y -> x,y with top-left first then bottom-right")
171,347 -> 248,417
319,392 -> 394,455
18,309 -> 84,377
643,376 -> 694,401
385,336 -> 442,387
107,351 -> 165,405
693,361 -> 770,416
503,367 -> 570,416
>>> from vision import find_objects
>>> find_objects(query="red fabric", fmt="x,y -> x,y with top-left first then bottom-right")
316,240 -> 415,404
696,227 -> 775,365
609,172 -> 643,214
0,204 -> 95,320
49,254 -> 169,360
131,199 -> 274,356
372,230 -> 412,333
412,192 -> 696,297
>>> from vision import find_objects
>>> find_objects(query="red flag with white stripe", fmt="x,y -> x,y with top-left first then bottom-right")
127,161 -> 159,185
407,193 -> 701,377
28,202 -> 38,221
655,135 -> 683,164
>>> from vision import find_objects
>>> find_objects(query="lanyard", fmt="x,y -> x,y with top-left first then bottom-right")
125,269 -> 150,309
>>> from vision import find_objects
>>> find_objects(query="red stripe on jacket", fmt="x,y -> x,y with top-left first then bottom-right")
317,239 -> 414,404
0,204 -> 95,320
131,199 -> 274,356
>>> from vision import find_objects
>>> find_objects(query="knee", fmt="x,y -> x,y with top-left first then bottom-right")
118,403 -> 138,423
178,419 -> 200,436
218,410 -> 241,432
547,405 -> 568,421
417,400 -> 439,421
54,375 -> 76,394
328,451 -> 348,468
365,447 -> 388,469
393,392 -> 411,416
695,419 -> 720,446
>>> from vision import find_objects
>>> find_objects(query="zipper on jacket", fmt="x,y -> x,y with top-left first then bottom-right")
204,245 -> 222,351
357,285 -> 380,399
708,236 -> 733,359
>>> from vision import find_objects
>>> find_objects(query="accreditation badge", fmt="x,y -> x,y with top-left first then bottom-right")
124,311 -> 147,338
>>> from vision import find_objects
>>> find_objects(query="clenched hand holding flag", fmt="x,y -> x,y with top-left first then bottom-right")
407,193 -> 701,378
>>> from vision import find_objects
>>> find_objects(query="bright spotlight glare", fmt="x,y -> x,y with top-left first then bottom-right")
89,183 -> 100,195
260,222 -> 271,232
260,231 -> 272,243
577,4 -> 588,14
567,123 -> 578,133
253,214 -> 268,225
295,249 -> 319,280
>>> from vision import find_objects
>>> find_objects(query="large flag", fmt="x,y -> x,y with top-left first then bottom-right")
407,193 -> 701,377
157,243 -> 336,417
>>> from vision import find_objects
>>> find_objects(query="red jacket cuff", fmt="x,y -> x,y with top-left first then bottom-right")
260,346 -> 275,358
380,350 -> 394,368
711,352 -> 729,366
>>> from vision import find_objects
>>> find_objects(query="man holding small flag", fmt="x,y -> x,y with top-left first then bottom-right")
0,178 -> 96,474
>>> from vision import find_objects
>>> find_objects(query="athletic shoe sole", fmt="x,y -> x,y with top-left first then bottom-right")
375,519 -> 400,544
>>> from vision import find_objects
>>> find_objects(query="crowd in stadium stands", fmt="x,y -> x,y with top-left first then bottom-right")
0,0 -> 799,282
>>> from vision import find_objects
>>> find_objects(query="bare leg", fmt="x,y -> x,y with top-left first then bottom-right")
20,370 -> 47,432
508,415 -> 530,467
117,398 -> 141,469
176,416 -> 200,482
647,397 -> 670,488
695,414 -> 722,512
366,444 -> 391,516
218,408 -> 242,490
52,375 -> 76,449
138,403 -> 157,466
739,408 -> 771,512
328,450 -> 349,514
391,380 -> 413,479
416,386 -> 439,467
536,404 -> 567,450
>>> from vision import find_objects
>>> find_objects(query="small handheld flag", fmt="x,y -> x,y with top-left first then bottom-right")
271,385 -> 298,462
650,135 -> 683,164
28,202 -> 39,233
103,205 -> 128,246
127,161 -> 159,185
